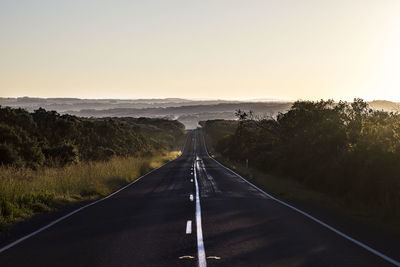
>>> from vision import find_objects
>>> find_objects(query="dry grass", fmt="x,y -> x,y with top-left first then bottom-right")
0,151 -> 180,230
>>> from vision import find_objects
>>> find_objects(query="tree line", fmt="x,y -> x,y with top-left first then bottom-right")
201,99 -> 400,218
0,106 -> 185,168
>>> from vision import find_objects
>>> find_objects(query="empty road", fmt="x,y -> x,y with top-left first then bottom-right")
0,130 -> 398,266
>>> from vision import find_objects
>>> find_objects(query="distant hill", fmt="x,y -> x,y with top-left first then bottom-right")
67,102 -> 292,129
0,97 -> 291,129
0,97 -> 241,112
3,97 -> 398,129
369,100 -> 400,112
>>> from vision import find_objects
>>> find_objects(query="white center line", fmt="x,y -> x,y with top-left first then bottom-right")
194,158 -> 207,267
186,220 -> 192,234
190,194 -> 194,202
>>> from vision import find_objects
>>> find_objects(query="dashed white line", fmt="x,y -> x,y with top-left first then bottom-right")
186,220 -> 192,234
190,194 -> 194,202
194,158 -> 207,267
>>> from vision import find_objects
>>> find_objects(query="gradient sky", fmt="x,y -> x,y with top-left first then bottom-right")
1,0 -> 399,101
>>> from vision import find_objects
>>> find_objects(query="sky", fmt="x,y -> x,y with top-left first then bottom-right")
0,0 -> 399,101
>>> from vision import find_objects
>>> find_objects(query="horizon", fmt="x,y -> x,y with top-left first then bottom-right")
1,95 -> 399,103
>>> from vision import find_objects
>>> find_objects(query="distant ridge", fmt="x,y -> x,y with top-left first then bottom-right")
2,97 -> 398,129
369,100 -> 400,112
0,97 -> 291,129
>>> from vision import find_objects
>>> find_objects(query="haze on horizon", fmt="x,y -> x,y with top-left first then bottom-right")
1,0 -> 399,102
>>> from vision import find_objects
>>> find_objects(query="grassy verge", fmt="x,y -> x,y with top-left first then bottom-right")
204,140 -> 400,236
0,151 -> 180,231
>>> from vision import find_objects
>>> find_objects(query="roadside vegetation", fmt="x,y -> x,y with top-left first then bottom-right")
0,152 -> 179,230
201,99 -> 400,233
0,106 -> 185,230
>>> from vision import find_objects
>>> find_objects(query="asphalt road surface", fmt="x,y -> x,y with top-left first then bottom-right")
0,130 -> 399,267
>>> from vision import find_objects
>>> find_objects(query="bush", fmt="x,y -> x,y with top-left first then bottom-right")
204,99 -> 400,219
0,106 -> 185,168
43,144 -> 79,166
0,144 -> 20,166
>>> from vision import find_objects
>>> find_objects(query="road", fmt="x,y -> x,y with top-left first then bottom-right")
0,130 -> 399,266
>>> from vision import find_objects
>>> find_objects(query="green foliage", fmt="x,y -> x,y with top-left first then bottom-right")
199,119 -> 239,153
0,106 -> 185,168
0,144 -> 20,166
203,99 -> 400,220
43,144 -> 79,166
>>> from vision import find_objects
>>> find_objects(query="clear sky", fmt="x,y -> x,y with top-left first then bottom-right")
1,0 -> 399,101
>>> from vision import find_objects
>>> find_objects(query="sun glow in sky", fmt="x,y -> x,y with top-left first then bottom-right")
1,0 -> 400,101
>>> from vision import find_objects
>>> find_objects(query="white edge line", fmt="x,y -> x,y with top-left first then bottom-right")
201,132 -> 400,267
186,220 -> 192,234
194,159 -> 207,267
0,135 -> 190,254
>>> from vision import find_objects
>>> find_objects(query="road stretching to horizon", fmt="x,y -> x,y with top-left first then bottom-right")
0,130 -> 399,266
